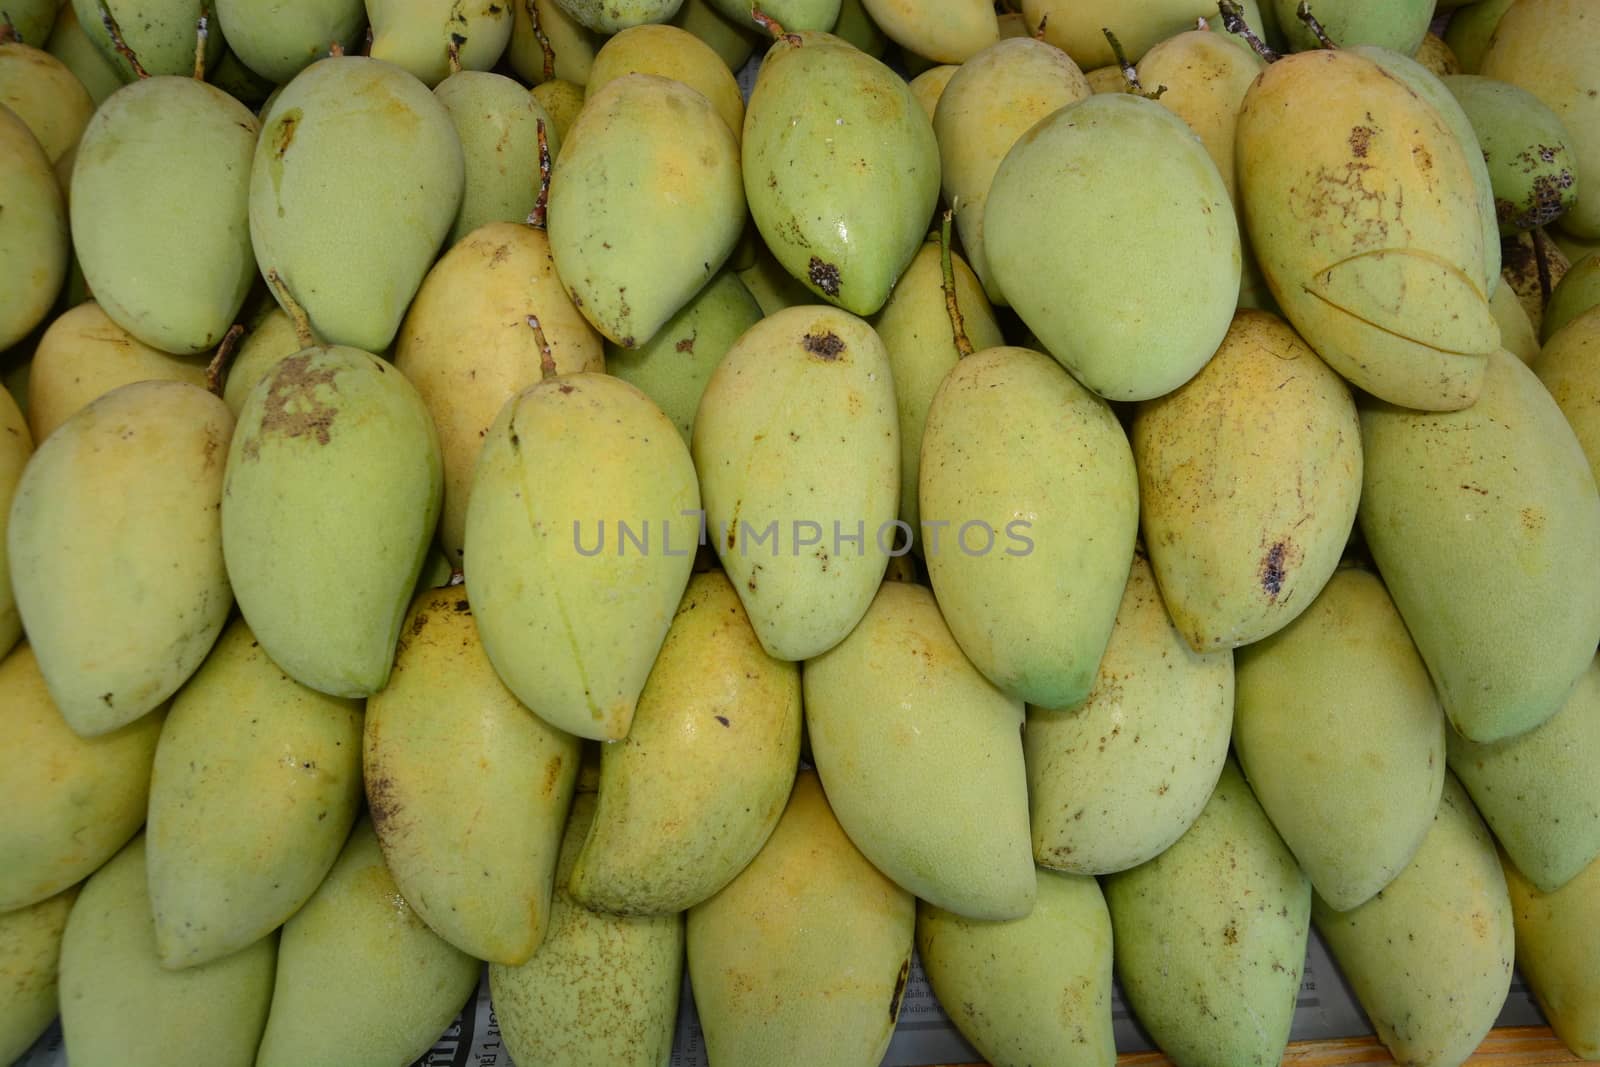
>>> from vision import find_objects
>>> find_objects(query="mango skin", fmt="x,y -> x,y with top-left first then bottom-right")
671,0 -> 758,69
1027,552 -> 1234,876
0,104 -> 67,352
71,77 -> 258,356
531,78 -> 585,151
1446,0 -> 1516,74
0,885 -> 78,1065
908,63 -> 957,120
509,0 -> 600,85
435,71 -> 560,247
490,793 -> 683,1067
1545,254 -> 1600,342
1133,311 -> 1361,653
9,380 -> 233,735
686,770 -> 913,1067
220,308 -> 304,417
369,0 -> 514,86
0,41 -> 95,165
805,582 -> 1035,920
4,0 -> 57,47
549,73 -> 743,348
987,94 -> 1240,402
1536,305 -> 1600,486
1358,348 -> 1600,743
253,819 -> 480,1067
395,220 -> 603,568
569,571 -> 801,916
1450,656 -> 1600,894
932,37 -> 1091,305
145,617 -> 364,970
1234,567 -> 1447,912
922,346 -> 1138,707
1104,759 -> 1310,1067
918,870 -> 1115,1067
743,32 -> 940,316
1415,33 -> 1463,79
1491,275 -> 1543,364
1236,49 -> 1499,411
45,3 -> 123,107
464,372 -> 699,741
214,0 -> 366,84
860,0 -> 996,64
1022,0 -> 1266,70
1446,74 -> 1580,237
554,0 -> 683,33
0,384 -> 29,659
706,0 -> 840,32
58,837 -> 276,1067
0,644 -> 164,913
365,587 -> 580,965
1274,0 -> 1434,55
69,0 -> 224,81
250,57 -> 465,354
1313,776 -> 1514,1067
586,24 -> 744,144
1506,849 -> 1600,1058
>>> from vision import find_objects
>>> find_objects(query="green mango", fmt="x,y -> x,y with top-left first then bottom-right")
918,869 -> 1115,1067
531,77 -> 584,151
1544,253 -> 1600,341
71,77 -> 257,355
490,792 -> 683,1067
1022,0 -> 1266,69
3,0 -> 58,46
1480,0 -> 1600,240
686,770 -> 913,1067
805,582 -> 1035,919
222,345 -> 443,698
0,105 -> 66,352
1234,566 -> 1447,912
250,56 -> 465,354
743,31 -> 939,316
1359,348 -> 1600,742
1506,849 -> 1600,1058
705,0 -> 839,32
907,63 -> 956,120
1274,0 -> 1433,54
0,40 -> 94,164
69,0 -> 225,81
1313,776 -> 1513,1067
365,586 -> 580,964
145,617 -> 363,969
569,570 -> 801,915
220,308 -> 304,416
1445,74 -> 1580,238
1445,0 -> 1515,74
59,837 -> 276,1067
548,73 -> 743,348
0,885 -> 77,1064
1553,228 -> 1600,266
369,0 -> 514,86
254,819 -> 480,1067
606,268 -> 761,446
1027,551 -> 1234,876
933,37 -> 1091,306
0,383 -> 29,658
921,345 -> 1138,707
464,372 -> 699,740
1236,47 -> 1498,411
9,380 -> 233,735
587,23 -> 743,144
213,0 -> 363,84
1104,759 -> 1310,1067
436,70 -> 559,246
552,0 -> 683,34
871,239 -> 1003,540
987,94 -> 1239,401
395,221 -> 603,568
830,0 -> 885,57
692,305 -> 899,661
1133,311 -> 1361,653
861,0 -> 996,63
510,0 -> 601,84
45,3 -> 123,106
1450,655 -> 1600,893
1535,304 -> 1600,486
670,0 -> 758,68
207,44 -> 278,108
1490,274 -> 1542,364
0,643 -> 164,912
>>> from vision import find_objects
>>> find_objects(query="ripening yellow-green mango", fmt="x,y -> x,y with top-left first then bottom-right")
1506,849 -> 1600,1058
212,0 -> 366,84
1535,305 -> 1600,488
0,885 -> 78,1064
0,104 -> 67,353
671,0 -> 759,70
0,40 -> 94,165
368,0 -> 514,86
1491,276 -> 1542,364
435,71 -> 561,247
220,309 -> 305,417
0,384 -> 29,660
69,0 -> 224,81
586,24 -> 744,143
907,63 -> 957,119
859,0 -> 997,63
1022,0 -> 1266,70
1544,254 -> 1600,343
508,0 -> 600,85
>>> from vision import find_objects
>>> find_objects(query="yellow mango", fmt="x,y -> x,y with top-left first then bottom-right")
1491,274 -> 1543,364
1535,305 -> 1600,487
906,63 -> 957,120
1414,32 -> 1462,78
509,0 -> 600,85
1506,849 -> 1600,1058
0,885 -> 78,1064
0,104 -> 67,352
532,78 -> 585,151
220,308 -> 305,417
0,383 -> 29,658
586,23 -> 743,143
859,0 -> 997,63
1023,0 -> 1266,69
0,41 -> 93,164
1445,0 -> 1515,74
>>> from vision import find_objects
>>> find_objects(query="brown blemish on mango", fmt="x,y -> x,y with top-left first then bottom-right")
240,353 -> 339,460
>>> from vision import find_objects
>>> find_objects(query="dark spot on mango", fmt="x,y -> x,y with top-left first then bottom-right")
1260,541 -> 1287,599
676,333 -> 696,354
244,353 -> 340,459
410,612 -> 429,636
808,257 -> 841,296
273,112 -> 300,159
715,715 -> 730,727
1348,126 -> 1372,158
802,331 -> 845,360
890,957 -> 910,1021
367,775 -> 399,834
454,598 -> 470,613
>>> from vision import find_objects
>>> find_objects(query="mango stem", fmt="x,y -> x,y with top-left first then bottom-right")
1295,2 -> 1337,48
528,119 -> 552,229
751,8 -> 801,45
528,315 -> 557,379
1217,1 -> 1279,62
1032,12 -> 1048,40
193,3 -> 208,80
97,1 -> 150,79
205,323 -> 245,398
1103,28 -> 1164,99
266,270 -> 317,349
329,39 -> 345,56
940,209 -> 974,359
525,0 -> 555,81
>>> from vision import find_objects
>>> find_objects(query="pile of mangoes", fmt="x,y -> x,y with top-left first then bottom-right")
2,0 -> 1599,1065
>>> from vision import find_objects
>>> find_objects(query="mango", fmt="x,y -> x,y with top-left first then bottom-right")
531,77 -> 584,150
907,63 -> 956,119
69,0 -> 224,81
692,304 -> 898,661
918,870 -> 1115,1067
489,792 -> 683,1067
736,239 -> 816,314
1027,551 -> 1234,875
365,587 -> 580,964
435,70 -> 559,246
1414,32 -> 1462,78
1022,0 -> 1267,70
45,3 -> 122,106
0,383 -> 28,658
1133,310 -> 1361,653
509,0 -> 600,85
831,0 -> 885,56
1234,566 -> 1447,911
0,643 -> 164,912
208,44 -> 277,108
1554,228 -> 1600,266
369,0 -> 513,86
1503,226 -> 1571,335
1445,0 -> 1515,74
1313,776 -> 1514,1067
1480,0 -> 1600,240
1084,65 -> 1127,94
1446,74 -> 1580,238
587,23 -> 743,143
0,885 -> 78,1064
0,104 -> 66,352
743,31 -> 939,315
1506,849 -> 1600,1058
1545,253 -> 1600,342
9,380 -> 232,735
213,0 -> 364,83
705,0 -> 839,32
553,0 -> 683,33
249,56 -> 465,354
805,581 -> 1034,919
0,40 -> 94,164
1535,305 -> 1600,486
671,0 -> 758,68
1358,348 -> 1600,742
58,836 -> 275,1067
932,37 -> 1091,305
222,345 -> 443,698
1491,274 -> 1542,364
145,617 -> 364,969
464,372 -> 699,740
1274,0 -> 1433,54
686,770 -> 913,1067
220,308 -> 305,416
860,0 -> 995,63
1104,759 -> 1310,1067
3,0 -> 57,46
253,819 -> 480,1067
987,93 -> 1239,401
549,73 -> 743,348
